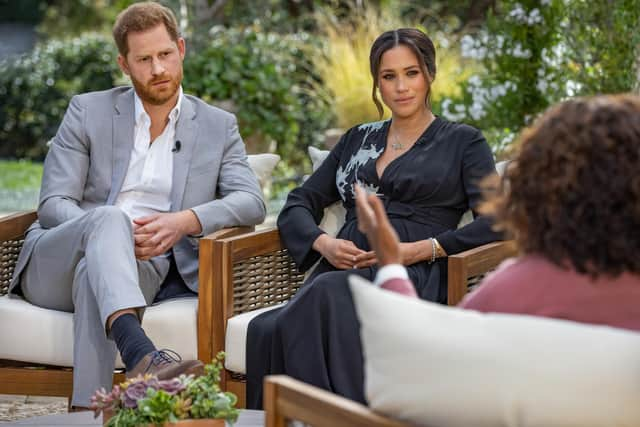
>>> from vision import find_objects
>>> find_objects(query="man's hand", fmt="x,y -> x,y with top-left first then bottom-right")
355,185 -> 402,266
133,210 -> 202,260
312,234 -> 374,270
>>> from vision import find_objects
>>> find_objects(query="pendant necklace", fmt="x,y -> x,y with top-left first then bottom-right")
391,131 -> 404,151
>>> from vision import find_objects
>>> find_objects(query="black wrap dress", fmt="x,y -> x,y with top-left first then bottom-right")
246,117 -> 502,408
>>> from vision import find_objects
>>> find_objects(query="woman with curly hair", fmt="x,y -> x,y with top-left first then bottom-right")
455,94 -> 640,326
359,93 -> 640,330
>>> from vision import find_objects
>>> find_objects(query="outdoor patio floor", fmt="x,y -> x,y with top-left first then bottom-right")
0,395 -> 67,423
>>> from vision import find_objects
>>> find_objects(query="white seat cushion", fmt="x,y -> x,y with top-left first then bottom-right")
224,304 -> 284,374
0,295 -> 198,369
349,275 -> 640,427
0,295 -> 74,367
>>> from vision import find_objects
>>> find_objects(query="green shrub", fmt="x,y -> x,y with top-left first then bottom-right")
0,33 -> 121,159
184,26 -> 332,172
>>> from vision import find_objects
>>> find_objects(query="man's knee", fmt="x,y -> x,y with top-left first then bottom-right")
88,206 -> 132,234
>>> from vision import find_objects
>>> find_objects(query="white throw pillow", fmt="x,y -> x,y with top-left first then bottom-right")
247,153 -> 280,195
349,275 -> 640,427
308,146 -> 346,237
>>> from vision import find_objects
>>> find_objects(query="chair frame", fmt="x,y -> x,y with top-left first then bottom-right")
0,210 -> 251,401
210,226 -> 517,408
264,375 -> 416,427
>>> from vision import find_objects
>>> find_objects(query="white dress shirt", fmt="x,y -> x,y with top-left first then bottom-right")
115,88 -> 183,220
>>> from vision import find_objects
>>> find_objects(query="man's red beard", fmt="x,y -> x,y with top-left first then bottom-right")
131,68 -> 182,106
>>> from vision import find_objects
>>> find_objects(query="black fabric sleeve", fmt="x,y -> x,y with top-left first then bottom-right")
277,133 -> 350,272
435,130 -> 503,254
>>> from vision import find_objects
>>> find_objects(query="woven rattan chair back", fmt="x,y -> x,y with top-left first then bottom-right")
0,238 -> 22,297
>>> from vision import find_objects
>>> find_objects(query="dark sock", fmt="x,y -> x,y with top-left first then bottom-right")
111,313 -> 156,371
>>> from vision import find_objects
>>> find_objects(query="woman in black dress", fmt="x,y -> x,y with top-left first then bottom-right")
246,28 -> 501,408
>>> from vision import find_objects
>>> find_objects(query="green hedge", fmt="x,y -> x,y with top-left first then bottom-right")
184,26 -> 331,170
0,33 -> 120,159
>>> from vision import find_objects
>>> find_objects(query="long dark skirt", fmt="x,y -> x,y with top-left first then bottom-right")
245,258 -> 445,409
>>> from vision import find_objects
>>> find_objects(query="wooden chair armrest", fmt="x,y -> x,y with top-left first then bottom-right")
447,240 -> 517,306
215,226 -> 282,259
0,210 -> 37,242
264,375 -> 413,427
200,226 -> 255,241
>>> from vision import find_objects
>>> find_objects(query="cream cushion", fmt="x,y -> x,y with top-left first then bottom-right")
224,304 -> 284,373
349,275 -> 640,427
0,295 -> 197,368
247,153 -> 280,192
308,146 -> 346,238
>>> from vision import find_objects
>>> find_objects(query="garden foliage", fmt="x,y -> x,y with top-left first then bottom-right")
1,0 -> 639,166
184,26 -> 332,169
0,33 -> 121,159
439,0 -> 640,156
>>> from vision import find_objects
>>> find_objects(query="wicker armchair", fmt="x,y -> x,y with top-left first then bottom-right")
210,226 -> 517,407
0,210 -> 251,402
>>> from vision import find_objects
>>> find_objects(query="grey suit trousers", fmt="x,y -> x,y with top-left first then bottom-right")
19,206 -> 170,406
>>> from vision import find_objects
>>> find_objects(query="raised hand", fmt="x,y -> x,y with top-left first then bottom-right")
355,185 -> 402,266
133,210 -> 202,260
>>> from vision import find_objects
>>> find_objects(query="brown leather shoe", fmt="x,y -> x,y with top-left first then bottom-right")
126,349 -> 204,380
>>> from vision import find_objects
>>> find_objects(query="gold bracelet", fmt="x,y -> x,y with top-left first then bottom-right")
432,238 -> 447,258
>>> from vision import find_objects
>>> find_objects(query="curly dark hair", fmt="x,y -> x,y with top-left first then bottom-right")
482,94 -> 640,277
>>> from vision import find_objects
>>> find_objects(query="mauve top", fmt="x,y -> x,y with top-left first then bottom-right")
460,254 -> 640,332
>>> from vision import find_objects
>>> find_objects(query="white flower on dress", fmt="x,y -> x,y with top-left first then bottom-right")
335,121 -> 385,201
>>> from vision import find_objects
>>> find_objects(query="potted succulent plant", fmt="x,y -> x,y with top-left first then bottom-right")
91,353 -> 238,426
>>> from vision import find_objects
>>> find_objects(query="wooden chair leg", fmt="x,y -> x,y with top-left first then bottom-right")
264,377 -> 286,427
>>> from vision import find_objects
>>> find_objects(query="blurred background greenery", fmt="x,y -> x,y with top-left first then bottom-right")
1,0 -> 639,213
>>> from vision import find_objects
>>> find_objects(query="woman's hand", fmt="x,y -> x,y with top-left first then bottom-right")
313,234 -> 373,270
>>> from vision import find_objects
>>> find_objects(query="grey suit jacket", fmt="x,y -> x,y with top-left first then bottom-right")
10,86 -> 266,293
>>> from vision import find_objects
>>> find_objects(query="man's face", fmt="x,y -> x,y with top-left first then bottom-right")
118,24 -> 185,106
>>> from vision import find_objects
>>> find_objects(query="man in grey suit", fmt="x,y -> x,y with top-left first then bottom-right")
8,2 -> 266,408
